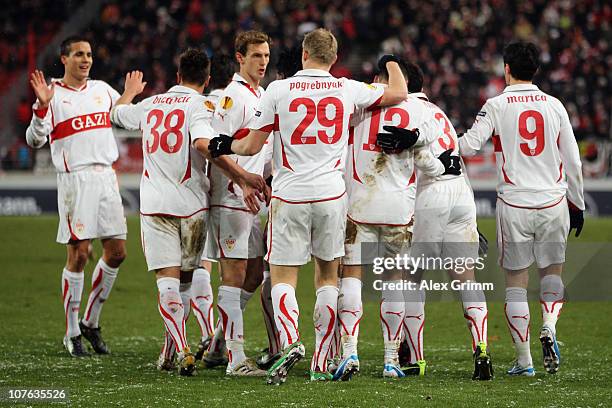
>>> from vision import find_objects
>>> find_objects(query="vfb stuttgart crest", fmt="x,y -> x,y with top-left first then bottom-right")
225,238 -> 236,251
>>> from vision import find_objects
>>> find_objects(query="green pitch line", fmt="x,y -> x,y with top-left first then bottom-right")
0,216 -> 611,407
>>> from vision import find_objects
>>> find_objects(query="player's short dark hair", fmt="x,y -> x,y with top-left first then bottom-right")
178,48 -> 211,86
503,41 -> 540,81
235,30 -> 270,56
276,44 -> 303,79
60,35 -> 90,56
376,57 -> 421,92
209,53 -> 234,90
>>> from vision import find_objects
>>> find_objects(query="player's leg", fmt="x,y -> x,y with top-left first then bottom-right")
534,200 -> 569,374
192,259 -> 215,360
265,198 -> 310,384
444,181 -> 492,379
62,240 -> 91,357
498,200 -> 537,376
257,259 -> 282,369
80,237 -> 126,354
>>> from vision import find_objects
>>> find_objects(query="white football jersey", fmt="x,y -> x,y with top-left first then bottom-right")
252,69 -> 385,202
404,93 -> 462,187
209,73 -> 272,210
111,85 -> 213,216
458,83 -> 584,209
347,88 -> 416,225
26,79 -> 120,172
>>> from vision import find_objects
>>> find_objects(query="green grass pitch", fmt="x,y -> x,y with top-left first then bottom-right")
1,216 -> 611,407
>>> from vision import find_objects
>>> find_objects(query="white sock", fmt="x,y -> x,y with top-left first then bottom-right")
179,282 -> 192,322
338,277 -> 362,357
271,283 -> 300,350
381,280 -> 406,344
310,285 -> 338,372
62,269 -> 84,338
540,275 -> 564,333
161,330 -> 176,360
240,289 -> 254,311
402,286 -> 425,363
192,267 -> 214,339
384,340 -> 400,363
217,285 -> 245,366
260,270 -> 280,354
505,287 -> 532,367
157,277 -> 187,352
82,259 -> 118,329
208,320 -> 225,354
460,287 -> 488,352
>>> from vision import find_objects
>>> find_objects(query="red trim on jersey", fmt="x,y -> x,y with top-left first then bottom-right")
233,128 -> 250,140
497,196 -> 564,210
351,140 -> 363,184
144,169 -> 149,178
216,223 -> 226,258
271,191 -> 346,204
62,151 -> 70,173
279,136 -> 294,171
556,163 -> 564,183
347,214 -> 412,227
500,154 -> 514,185
367,95 -> 383,110
492,134 -> 515,184
55,81 -> 88,92
273,114 -> 280,131
238,81 -> 259,98
50,112 -> 111,143
139,208 -> 208,218
491,135 -> 502,152
334,158 -> 341,168
106,90 -> 113,111
348,125 -> 355,145
210,204 -> 251,213
258,123 -> 275,133
408,169 -> 416,185
50,103 -> 55,128
34,107 -> 48,118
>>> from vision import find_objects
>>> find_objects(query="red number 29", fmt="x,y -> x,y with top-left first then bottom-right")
518,110 -> 545,156
290,97 -> 344,145
146,109 -> 185,154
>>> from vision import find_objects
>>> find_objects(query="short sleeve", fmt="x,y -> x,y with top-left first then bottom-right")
111,103 -> 144,130
103,82 -> 121,106
252,81 -> 278,133
212,87 -> 245,137
346,79 -> 384,110
189,101 -> 214,141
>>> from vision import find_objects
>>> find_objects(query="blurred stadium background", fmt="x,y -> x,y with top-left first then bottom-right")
0,0 -> 610,217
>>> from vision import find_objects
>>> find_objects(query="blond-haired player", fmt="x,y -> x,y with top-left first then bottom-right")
210,28 -> 408,383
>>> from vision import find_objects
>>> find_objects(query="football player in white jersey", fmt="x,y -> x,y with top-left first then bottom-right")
111,49 -> 266,376
203,31 -> 272,376
334,57 -> 417,380
459,42 -> 584,376
378,62 -> 493,380
191,53 -> 235,364
209,28 -> 408,383
381,43 -> 585,376
26,36 -> 127,358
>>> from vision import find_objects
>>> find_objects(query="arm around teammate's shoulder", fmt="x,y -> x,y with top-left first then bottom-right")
379,61 -> 408,106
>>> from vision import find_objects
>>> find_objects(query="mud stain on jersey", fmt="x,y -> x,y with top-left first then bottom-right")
345,218 -> 358,245
271,199 -> 282,220
152,215 -> 176,232
374,153 -> 388,174
363,173 -> 376,186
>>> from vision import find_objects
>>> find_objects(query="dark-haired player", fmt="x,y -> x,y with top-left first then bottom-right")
460,42 -> 584,376
26,35 -> 127,358
111,48 -> 265,376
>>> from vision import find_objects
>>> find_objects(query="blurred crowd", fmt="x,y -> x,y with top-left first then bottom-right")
2,0 -> 610,173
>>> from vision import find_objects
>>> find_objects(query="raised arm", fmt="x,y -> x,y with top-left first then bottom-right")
25,70 -> 54,148
110,71 -> 147,130
378,56 -> 408,106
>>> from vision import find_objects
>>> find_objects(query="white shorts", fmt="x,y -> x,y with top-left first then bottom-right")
56,166 -> 127,244
266,195 -> 347,265
496,197 -> 569,270
412,177 -> 479,266
343,218 -> 412,265
200,221 -> 217,263
205,207 -> 263,260
140,212 -> 207,271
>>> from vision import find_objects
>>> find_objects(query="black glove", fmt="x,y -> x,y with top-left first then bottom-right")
568,202 -> 584,237
377,54 -> 401,72
477,228 -> 488,257
438,149 -> 462,175
376,125 -> 419,152
209,134 -> 233,158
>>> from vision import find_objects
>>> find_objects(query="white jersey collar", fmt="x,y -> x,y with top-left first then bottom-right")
168,85 -> 201,94
409,92 -> 429,101
503,83 -> 539,93
293,69 -> 332,77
